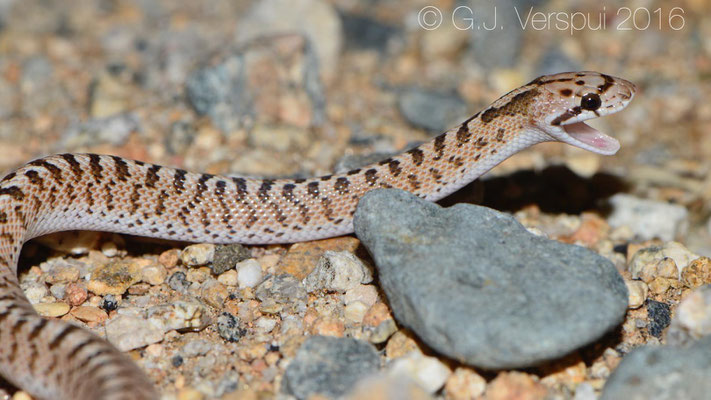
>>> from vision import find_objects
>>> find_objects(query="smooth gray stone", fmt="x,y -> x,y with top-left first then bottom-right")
282,336 -> 380,399
397,87 -> 468,133
601,335 -> 711,400
354,189 -> 628,369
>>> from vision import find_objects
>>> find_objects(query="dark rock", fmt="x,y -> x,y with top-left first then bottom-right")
354,189 -> 628,369
601,335 -> 711,400
212,244 -> 251,275
647,300 -> 671,338
398,87 -> 468,133
282,336 -> 380,399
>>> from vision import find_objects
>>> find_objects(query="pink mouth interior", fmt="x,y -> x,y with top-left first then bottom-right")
562,122 -> 620,155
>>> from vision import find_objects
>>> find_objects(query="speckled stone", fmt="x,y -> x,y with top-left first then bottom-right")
212,244 -> 251,275
87,260 -> 141,296
304,251 -> 373,293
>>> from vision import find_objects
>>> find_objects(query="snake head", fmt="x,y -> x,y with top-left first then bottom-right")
537,71 -> 636,155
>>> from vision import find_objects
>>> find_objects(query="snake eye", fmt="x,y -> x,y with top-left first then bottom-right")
580,93 -> 601,111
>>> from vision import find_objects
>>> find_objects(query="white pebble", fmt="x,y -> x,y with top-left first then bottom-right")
625,279 -> 648,309
608,194 -> 688,241
344,284 -> 379,307
23,282 -> 48,304
387,352 -> 452,394
236,259 -> 263,288
344,301 -> 369,324
303,251 -> 373,293
255,316 -> 278,333
105,314 -> 164,351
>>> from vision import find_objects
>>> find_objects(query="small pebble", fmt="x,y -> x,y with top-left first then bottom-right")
607,194 -> 689,241
236,259 -> 263,288
105,314 -> 164,351
629,242 -> 698,278
182,340 -> 212,358
199,279 -> 229,309
101,294 -> 120,312
70,305 -> 108,323
168,271 -> 191,293
22,282 -> 48,304
304,251 -> 373,293
101,241 -> 120,257
625,280 -> 648,309
49,284 -> 66,301
65,283 -> 88,306
255,316 -> 278,334
368,319 -> 398,344
218,269 -> 238,286
388,352 -> 452,394
180,243 -> 215,267
141,263 -> 167,286
87,260 -> 141,296
344,301 -> 369,324
159,249 -> 180,268
344,284 -> 379,307
217,312 -> 246,342
147,301 -> 212,332
485,371 -> 548,400
444,367 -> 486,400
681,257 -> 711,289
45,264 -> 81,284
212,244 -> 251,274
186,267 -> 211,284
33,302 -> 70,317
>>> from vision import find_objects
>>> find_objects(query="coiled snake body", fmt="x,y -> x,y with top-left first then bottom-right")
0,72 -> 635,399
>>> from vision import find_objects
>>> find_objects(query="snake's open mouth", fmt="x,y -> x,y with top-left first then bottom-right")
562,121 -> 620,155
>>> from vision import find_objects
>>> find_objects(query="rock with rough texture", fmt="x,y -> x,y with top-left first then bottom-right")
304,251 -> 373,293
354,189 -> 628,369
212,244 -> 251,274
607,194 -> 689,241
601,335 -> 711,400
282,336 -> 380,399
105,314 -> 164,351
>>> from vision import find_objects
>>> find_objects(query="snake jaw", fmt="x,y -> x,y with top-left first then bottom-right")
560,121 -> 621,155
538,72 -> 636,156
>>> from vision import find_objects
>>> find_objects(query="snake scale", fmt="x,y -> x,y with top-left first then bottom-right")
0,71 -> 635,399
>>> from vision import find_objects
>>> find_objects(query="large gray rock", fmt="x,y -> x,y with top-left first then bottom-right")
282,336 -> 380,399
354,189 -> 627,369
601,335 -> 711,400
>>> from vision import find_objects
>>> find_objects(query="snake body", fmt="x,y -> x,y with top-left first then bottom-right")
0,72 -> 635,399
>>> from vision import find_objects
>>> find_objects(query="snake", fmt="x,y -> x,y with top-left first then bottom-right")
0,71 -> 635,399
